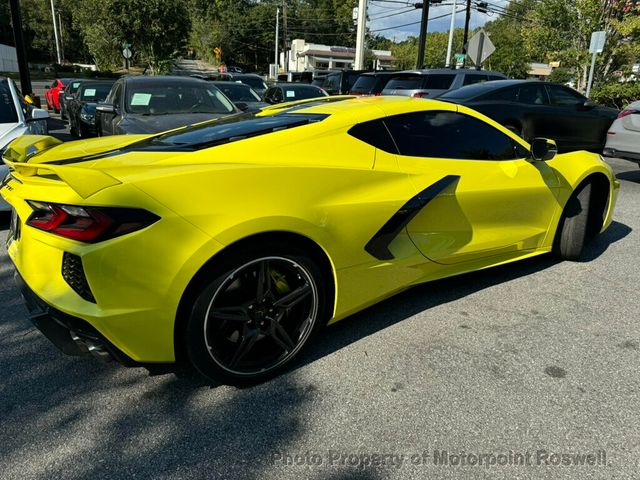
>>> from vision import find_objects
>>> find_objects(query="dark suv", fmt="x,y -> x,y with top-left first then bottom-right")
322,70 -> 368,95
349,71 -> 398,95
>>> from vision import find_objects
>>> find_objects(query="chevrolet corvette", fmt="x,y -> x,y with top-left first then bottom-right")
1,96 -> 619,384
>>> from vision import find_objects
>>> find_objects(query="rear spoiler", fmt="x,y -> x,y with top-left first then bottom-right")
2,135 -> 122,198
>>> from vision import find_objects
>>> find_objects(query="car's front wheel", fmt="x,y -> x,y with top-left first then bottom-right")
185,244 -> 327,385
553,182 -> 593,260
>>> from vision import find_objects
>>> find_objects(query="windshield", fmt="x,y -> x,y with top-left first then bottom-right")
237,76 -> 267,90
80,84 -> 113,102
216,83 -> 261,102
281,85 -> 328,100
0,80 -> 18,124
125,84 -> 236,115
67,81 -> 82,94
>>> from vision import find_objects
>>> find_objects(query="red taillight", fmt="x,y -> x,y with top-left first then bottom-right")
412,92 -> 427,98
26,201 -> 159,243
374,92 -> 382,96
617,109 -> 638,119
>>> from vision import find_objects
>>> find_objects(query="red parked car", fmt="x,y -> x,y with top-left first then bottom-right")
44,78 -> 73,112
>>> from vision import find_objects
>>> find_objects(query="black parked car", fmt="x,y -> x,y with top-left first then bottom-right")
210,81 -> 268,111
322,70 -> 368,95
263,83 -> 328,104
95,76 -> 240,136
439,80 -> 619,152
67,80 -> 115,137
349,71 -> 398,95
196,73 -> 268,98
60,79 -> 82,120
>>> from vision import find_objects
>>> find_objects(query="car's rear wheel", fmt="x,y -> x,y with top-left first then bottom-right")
553,182 -> 592,260
185,245 -> 327,385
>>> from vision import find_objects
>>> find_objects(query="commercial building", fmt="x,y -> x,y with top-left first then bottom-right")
285,39 -> 395,73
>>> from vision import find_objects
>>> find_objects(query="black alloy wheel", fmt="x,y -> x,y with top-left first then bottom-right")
186,246 -> 326,384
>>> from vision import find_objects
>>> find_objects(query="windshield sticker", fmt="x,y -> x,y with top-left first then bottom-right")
285,90 -> 296,98
131,93 -> 152,106
84,88 -> 96,97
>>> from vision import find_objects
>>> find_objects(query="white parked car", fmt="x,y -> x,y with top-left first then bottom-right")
603,100 -> 640,166
1,77 -> 50,211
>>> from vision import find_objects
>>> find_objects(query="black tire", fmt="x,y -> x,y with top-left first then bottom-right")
553,182 -> 592,261
185,242 -> 328,385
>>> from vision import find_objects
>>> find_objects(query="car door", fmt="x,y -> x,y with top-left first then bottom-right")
98,81 -> 122,135
544,84 -> 598,150
384,107 -> 561,265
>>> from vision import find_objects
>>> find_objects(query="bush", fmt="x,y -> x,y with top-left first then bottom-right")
591,82 -> 640,109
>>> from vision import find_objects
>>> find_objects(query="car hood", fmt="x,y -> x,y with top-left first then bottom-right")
0,122 -> 26,150
121,113 -> 232,134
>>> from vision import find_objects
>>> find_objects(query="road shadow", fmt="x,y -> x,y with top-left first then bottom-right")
296,220 -> 631,373
617,169 -> 640,183
0,211 -> 9,229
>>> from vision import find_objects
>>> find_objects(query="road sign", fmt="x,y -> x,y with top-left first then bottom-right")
466,30 -> 495,66
589,31 -> 606,54
455,53 -> 467,64
122,48 -> 132,59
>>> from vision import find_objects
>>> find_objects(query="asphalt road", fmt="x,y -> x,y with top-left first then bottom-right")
0,158 -> 639,480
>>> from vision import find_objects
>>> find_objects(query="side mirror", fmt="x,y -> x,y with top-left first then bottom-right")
45,85 -> 50,89
235,102 -> 249,111
531,138 -> 558,162
65,95 -> 74,101
30,108 -> 50,120
96,103 -> 116,114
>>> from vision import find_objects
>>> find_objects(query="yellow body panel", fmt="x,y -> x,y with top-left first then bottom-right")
1,96 -> 619,363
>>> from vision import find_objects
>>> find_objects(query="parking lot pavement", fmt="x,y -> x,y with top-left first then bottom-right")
0,159 -> 638,480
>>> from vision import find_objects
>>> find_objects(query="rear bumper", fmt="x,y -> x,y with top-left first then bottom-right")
603,147 -> 640,164
15,269 -> 139,365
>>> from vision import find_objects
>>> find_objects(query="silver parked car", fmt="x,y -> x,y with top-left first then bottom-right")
603,100 -> 640,166
381,68 -> 507,99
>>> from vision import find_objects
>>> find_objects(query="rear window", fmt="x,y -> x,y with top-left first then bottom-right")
350,75 -> 379,94
385,76 -> 423,90
138,113 -> 328,150
424,74 -> 455,89
386,74 -> 455,90
440,82 -> 501,100
463,74 -> 488,86
0,80 -> 18,124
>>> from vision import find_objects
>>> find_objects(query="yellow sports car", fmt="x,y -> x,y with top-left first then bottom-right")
1,96 -> 619,384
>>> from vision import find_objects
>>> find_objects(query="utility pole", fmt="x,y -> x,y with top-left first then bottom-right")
282,0 -> 288,73
58,11 -> 65,62
274,6 -> 279,76
462,0 -> 472,67
50,0 -> 62,64
445,0 -> 457,67
8,0 -> 32,95
416,1 -> 430,69
354,0 -> 367,70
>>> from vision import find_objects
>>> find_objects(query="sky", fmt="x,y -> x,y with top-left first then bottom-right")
367,0 -> 512,41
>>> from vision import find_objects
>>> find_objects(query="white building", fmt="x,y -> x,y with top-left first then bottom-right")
285,39 -> 394,72
0,44 -> 19,73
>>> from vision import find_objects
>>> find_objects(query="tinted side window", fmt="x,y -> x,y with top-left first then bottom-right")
323,74 -> 340,92
384,111 -> 519,160
463,74 -> 488,86
517,85 -> 547,105
348,120 -> 398,154
546,85 -> 584,106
